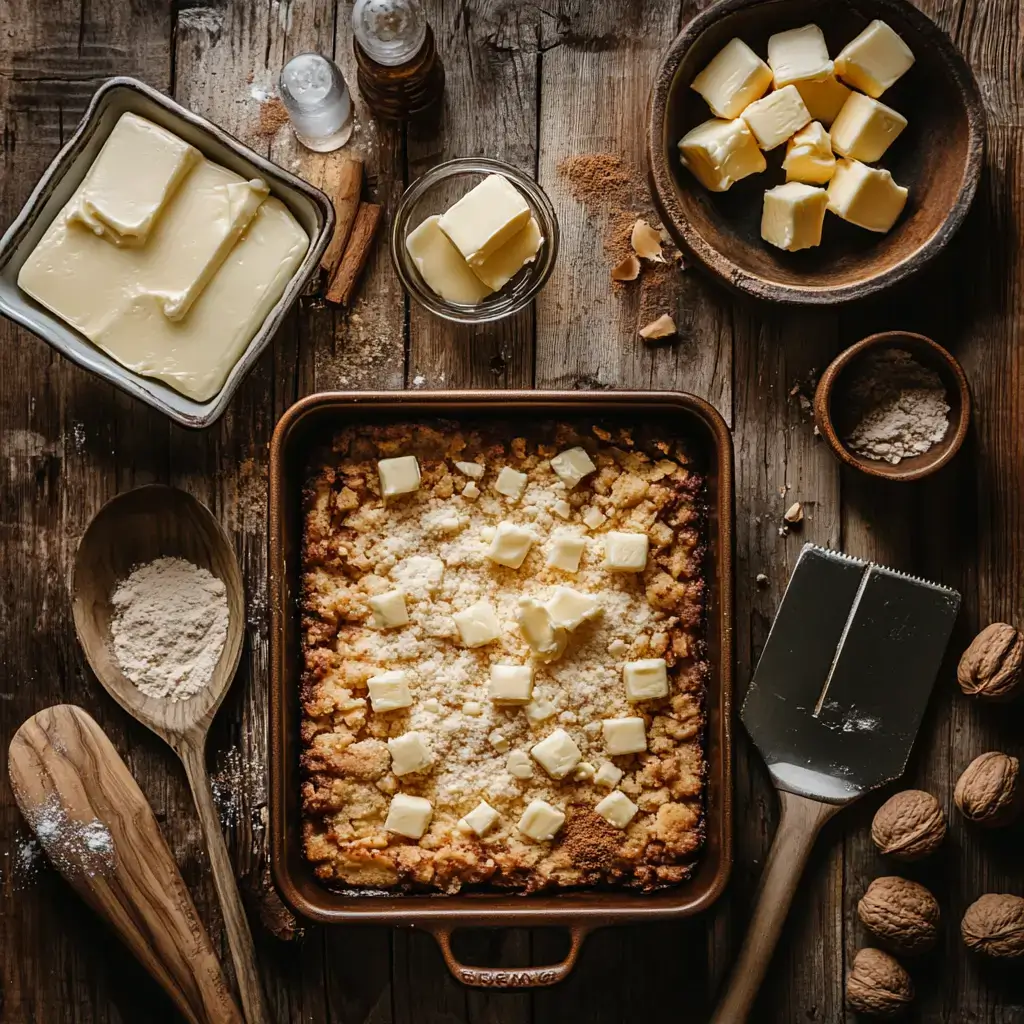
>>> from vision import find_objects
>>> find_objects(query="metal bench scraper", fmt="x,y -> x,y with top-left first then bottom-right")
711,544 -> 960,1024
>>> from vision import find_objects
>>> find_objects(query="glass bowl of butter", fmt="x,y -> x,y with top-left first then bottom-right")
391,158 -> 559,324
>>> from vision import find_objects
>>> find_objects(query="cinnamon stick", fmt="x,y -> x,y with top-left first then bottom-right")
326,201 -> 383,306
319,156 -> 364,277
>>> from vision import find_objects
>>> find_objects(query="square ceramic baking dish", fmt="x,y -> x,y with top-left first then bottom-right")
0,77 -> 334,429
269,390 -> 734,989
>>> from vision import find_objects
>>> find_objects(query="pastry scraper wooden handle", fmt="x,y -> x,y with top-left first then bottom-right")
8,704 -> 243,1024
710,790 -> 842,1024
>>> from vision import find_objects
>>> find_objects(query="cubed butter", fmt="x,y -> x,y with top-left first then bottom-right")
768,24 -> 833,88
761,182 -> 829,252
489,664 -> 534,704
602,717 -> 648,756
367,670 -> 413,713
624,658 -> 670,701
829,92 -> 907,163
438,173 -> 532,266
384,793 -> 433,839
690,37 -> 773,120
453,600 -> 502,647
459,800 -> 500,837
517,799 -> 565,842
545,586 -> 601,631
550,446 -> 597,489
517,597 -> 567,661
463,480 -> 480,499
369,589 -> 409,628
547,531 -> 586,573
552,499 -> 572,519
603,532 -> 649,572
782,122 -> 836,184
486,521 -> 535,569
488,729 -> 510,752
506,749 -> 534,778
827,159 -> 908,232
405,215 -> 492,304
377,455 -> 421,498
573,761 -> 596,781
471,216 -> 544,291
582,507 -> 608,530
530,728 -> 583,780
387,731 -> 433,776
835,20 -> 915,98
524,698 -> 556,724
455,460 -> 485,479
67,112 -> 200,246
594,790 -> 639,829
794,74 -> 852,127
594,762 -> 624,789
494,466 -> 528,500
678,118 -> 767,192
741,85 -> 812,150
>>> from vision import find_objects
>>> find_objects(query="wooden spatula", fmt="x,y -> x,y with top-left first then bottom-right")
711,545 -> 960,1023
8,704 -> 243,1024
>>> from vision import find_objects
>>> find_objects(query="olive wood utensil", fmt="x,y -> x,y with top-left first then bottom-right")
711,544 -> 960,1024
71,484 -> 269,1024
9,704 -> 242,1024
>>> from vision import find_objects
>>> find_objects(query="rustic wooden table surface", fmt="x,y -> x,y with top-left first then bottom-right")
2,0 -> 1022,1021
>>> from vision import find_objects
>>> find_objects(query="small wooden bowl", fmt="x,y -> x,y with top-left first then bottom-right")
813,331 -> 971,481
647,0 -> 985,305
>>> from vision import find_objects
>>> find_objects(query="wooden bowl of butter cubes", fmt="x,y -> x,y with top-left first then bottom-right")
647,0 -> 985,304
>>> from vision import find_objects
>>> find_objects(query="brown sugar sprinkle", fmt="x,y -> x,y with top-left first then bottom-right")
560,809 -> 624,872
637,261 -> 679,333
256,97 -> 289,139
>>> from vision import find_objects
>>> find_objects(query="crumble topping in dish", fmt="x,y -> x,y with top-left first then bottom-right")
300,420 -> 708,893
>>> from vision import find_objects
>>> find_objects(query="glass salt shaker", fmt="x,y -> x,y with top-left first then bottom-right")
278,53 -> 353,152
351,0 -> 445,120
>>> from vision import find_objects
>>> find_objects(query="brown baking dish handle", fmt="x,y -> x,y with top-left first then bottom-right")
429,924 -> 589,988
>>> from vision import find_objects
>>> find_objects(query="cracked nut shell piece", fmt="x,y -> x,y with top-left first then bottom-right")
961,894 -> 1024,959
870,790 -> 946,861
858,876 -> 941,955
954,752 -> 1022,827
957,622 -> 1023,700
846,948 -> 914,1018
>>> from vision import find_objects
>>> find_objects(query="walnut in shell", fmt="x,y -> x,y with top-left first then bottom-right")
957,622 -> 1023,700
870,790 -> 946,861
858,876 -> 940,955
961,894 -> 1024,959
846,948 -> 914,1018
953,751 -> 1022,827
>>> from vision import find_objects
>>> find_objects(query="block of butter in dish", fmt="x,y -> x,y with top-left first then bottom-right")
17,111 -> 309,403
405,173 -> 544,305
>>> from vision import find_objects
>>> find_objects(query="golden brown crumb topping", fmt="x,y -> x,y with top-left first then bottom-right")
299,420 -> 708,893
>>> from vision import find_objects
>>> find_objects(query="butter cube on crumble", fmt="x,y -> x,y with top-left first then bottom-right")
454,460 -> 485,479
385,793 -> 433,839
489,664 -> 534,704
602,716 -> 648,756
594,790 -> 639,828
368,589 -> 409,628
458,800 -> 500,836
453,600 -> 501,647
545,586 -> 601,631
377,455 -> 421,497
531,728 -> 583,779
623,658 -> 669,701
603,532 -> 649,572
517,597 -> 567,661
486,522 -> 535,569
506,750 -> 534,778
546,531 -> 586,573
594,762 -> 624,788
524,698 -> 556,724
387,732 -> 433,776
367,670 -> 413,712
494,466 -> 528,500
582,507 -> 608,530
550,446 -> 597,488
517,799 -> 565,842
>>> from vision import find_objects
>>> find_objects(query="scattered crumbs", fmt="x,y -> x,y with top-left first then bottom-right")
23,799 -> 115,879
211,748 -> 267,836
842,713 -> 880,733
256,97 -> 290,139
637,262 -> 679,337
226,456 -> 268,533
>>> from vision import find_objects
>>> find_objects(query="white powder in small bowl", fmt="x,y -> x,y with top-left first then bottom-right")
110,556 -> 229,702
